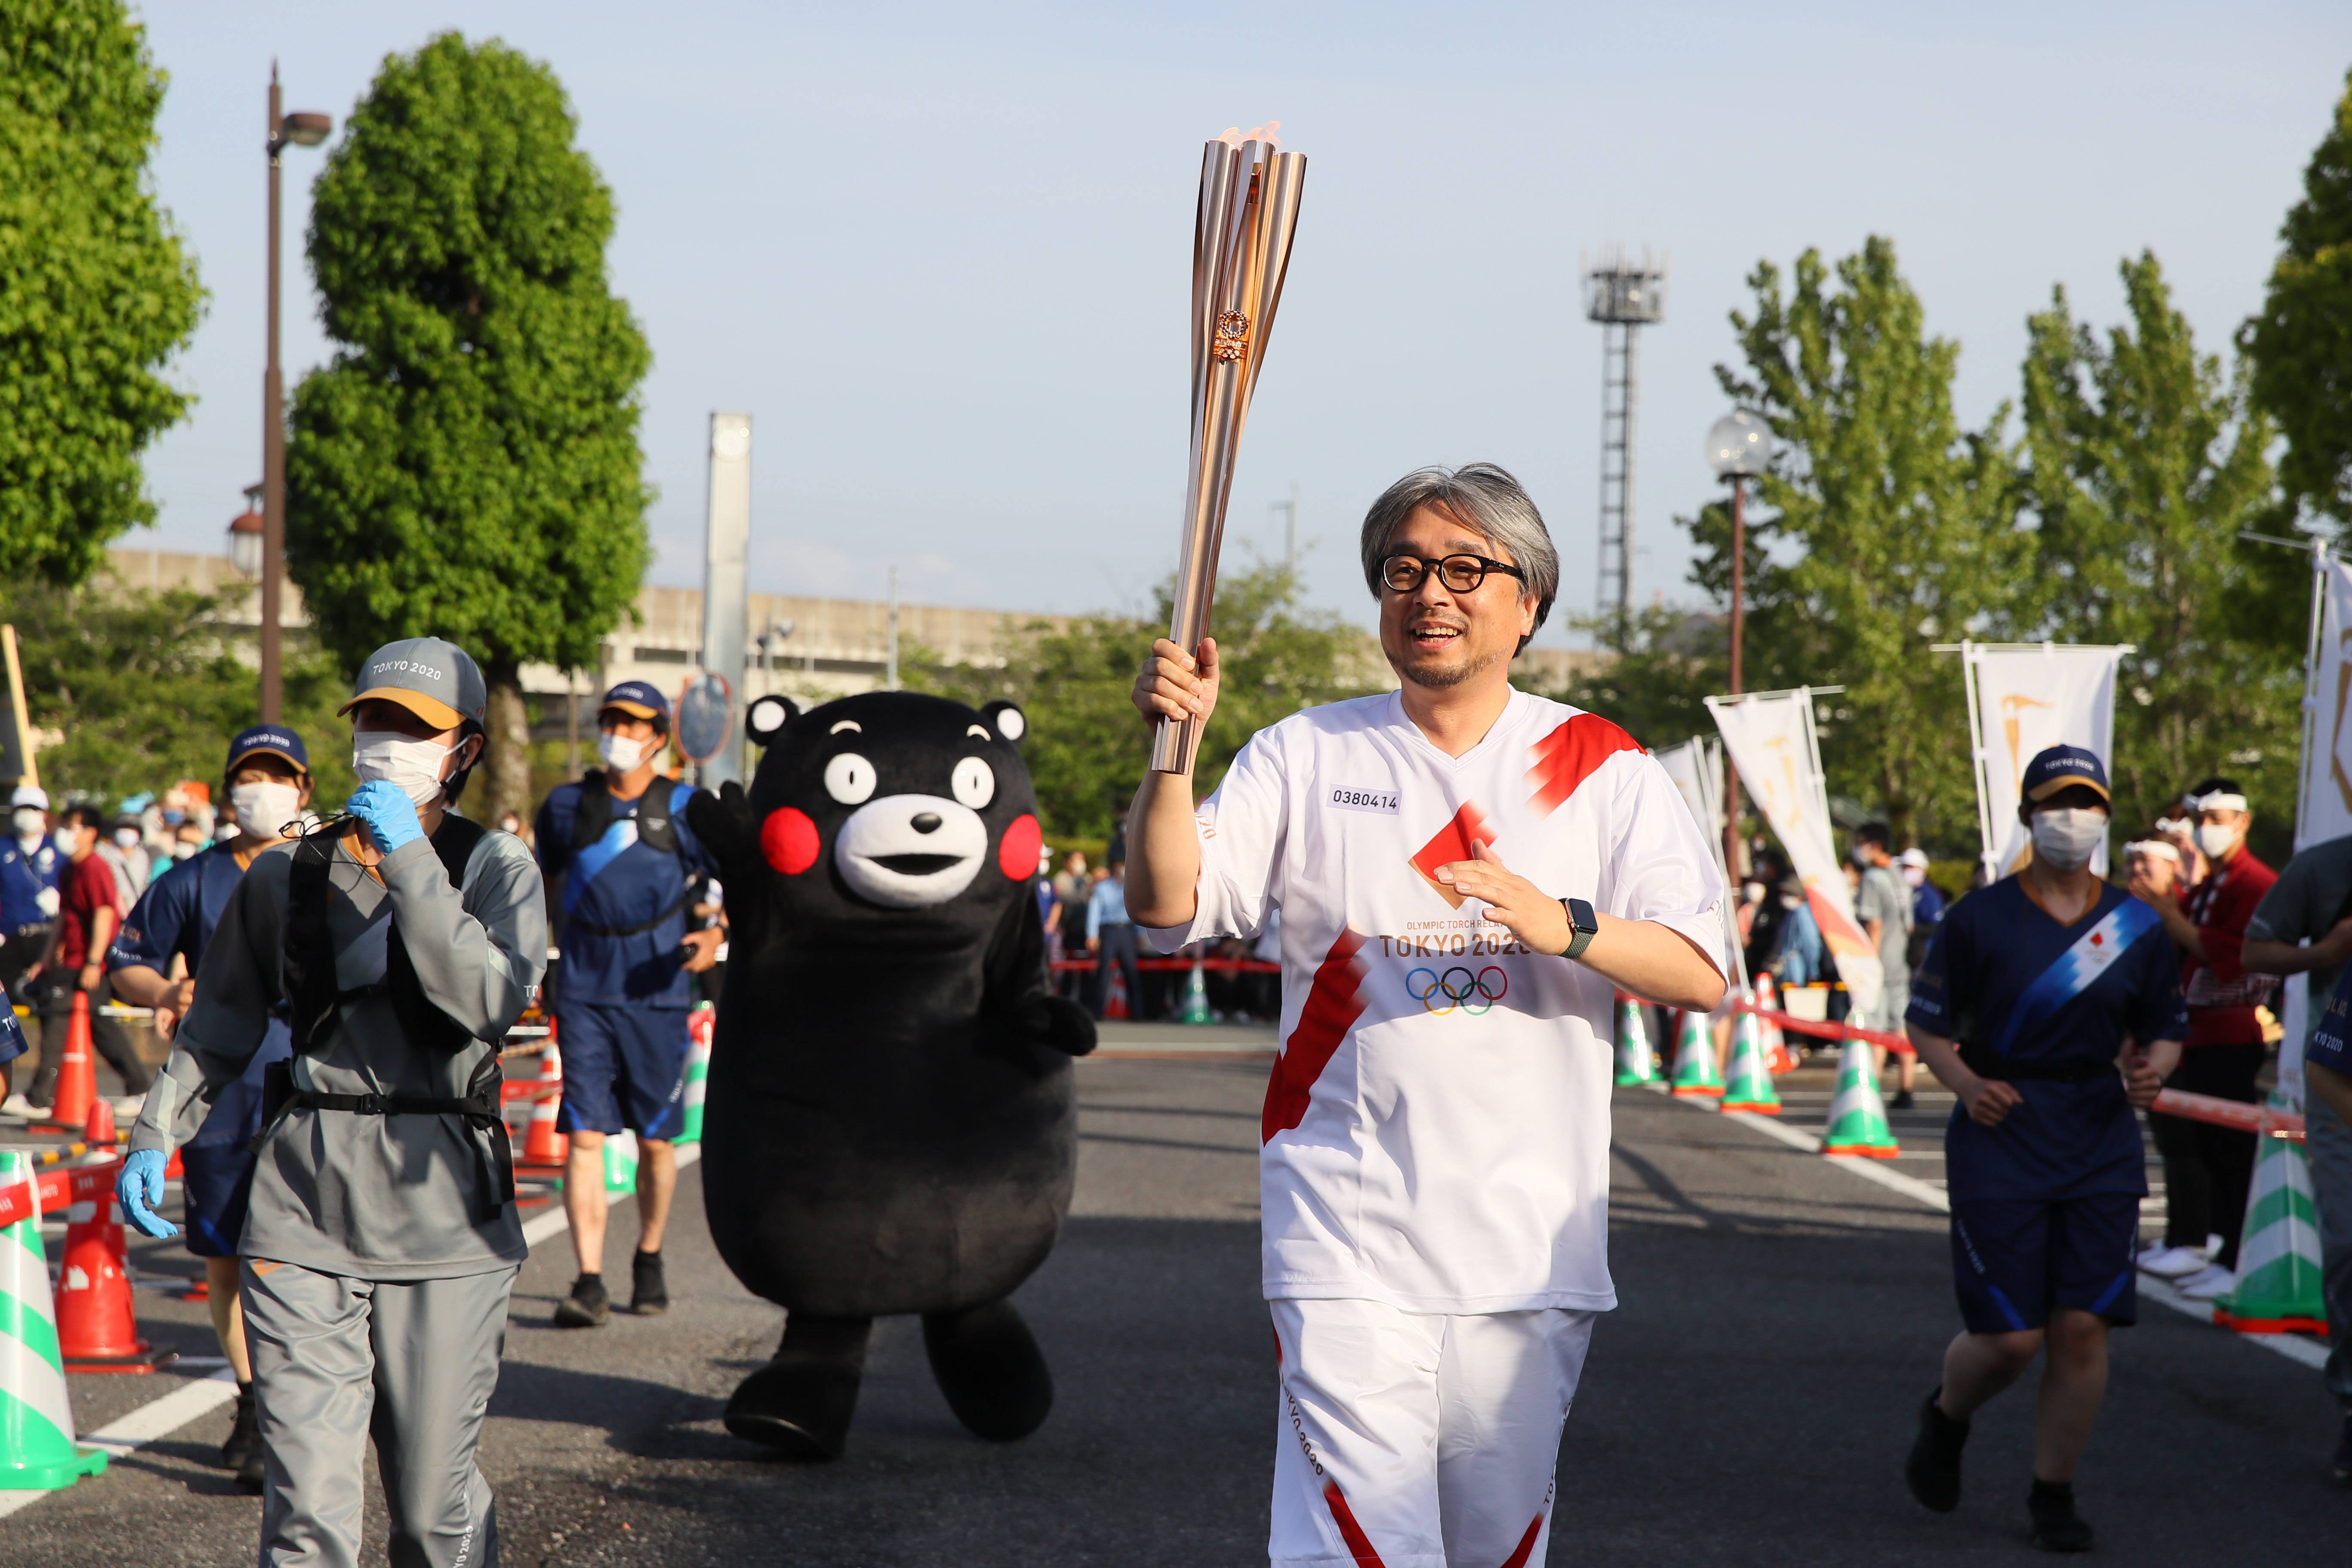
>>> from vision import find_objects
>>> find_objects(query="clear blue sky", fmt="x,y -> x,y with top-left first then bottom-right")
133,3 -> 2352,646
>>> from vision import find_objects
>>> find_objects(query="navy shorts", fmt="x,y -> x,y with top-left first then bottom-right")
180,1019 -> 292,1258
1949,1191 -> 2141,1334
557,1001 -> 691,1140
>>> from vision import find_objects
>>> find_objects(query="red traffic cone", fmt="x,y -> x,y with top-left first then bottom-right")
43,992 -> 97,1133
83,1096 -> 116,1148
1105,961 -> 1132,1021
522,1038 -> 567,1168
56,1161 -> 171,1372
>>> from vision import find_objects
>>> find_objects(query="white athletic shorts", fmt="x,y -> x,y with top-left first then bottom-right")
1268,1297 -> 1598,1568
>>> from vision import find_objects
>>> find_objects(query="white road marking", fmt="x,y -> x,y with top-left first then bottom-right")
1,1142 -> 701,1522
1668,1092 -> 2333,1373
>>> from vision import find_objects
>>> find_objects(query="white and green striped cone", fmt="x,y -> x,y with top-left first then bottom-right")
1819,1036 -> 1899,1157
677,1012 -> 713,1146
1178,957 -> 1213,1025
0,1150 -> 106,1489
603,1130 -> 640,1195
1669,1008 -> 1725,1098
1720,994 -> 1781,1114
2213,1094 -> 2326,1334
1614,997 -> 1657,1086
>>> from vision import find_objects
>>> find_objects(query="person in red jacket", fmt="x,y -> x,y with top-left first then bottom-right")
2128,778 -> 2276,1302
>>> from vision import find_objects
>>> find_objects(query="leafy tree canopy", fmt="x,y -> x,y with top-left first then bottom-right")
2247,68 -> 2352,530
2,577 -> 354,808
911,562 -> 1374,838
287,32 -> 651,820
0,0 -> 203,583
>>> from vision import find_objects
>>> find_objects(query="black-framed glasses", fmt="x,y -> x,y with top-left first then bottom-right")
1381,553 -> 1527,595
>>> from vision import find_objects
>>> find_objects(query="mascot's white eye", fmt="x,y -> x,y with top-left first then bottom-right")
951,756 -> 995,809
825,753 -> 876,805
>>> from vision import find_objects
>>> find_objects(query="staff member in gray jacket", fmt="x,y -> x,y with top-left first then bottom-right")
117,637 -> 546,1568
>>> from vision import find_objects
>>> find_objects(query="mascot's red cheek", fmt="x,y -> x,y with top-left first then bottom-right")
762,807 -> 821,875
998,813 -> 1041,880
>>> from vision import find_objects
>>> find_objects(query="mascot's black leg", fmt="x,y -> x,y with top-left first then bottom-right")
921,1298 -> 1054,1443
724,1315 -> 873,1461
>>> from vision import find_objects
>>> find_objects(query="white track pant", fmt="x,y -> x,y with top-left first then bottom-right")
1268,1298 -> 1596,1568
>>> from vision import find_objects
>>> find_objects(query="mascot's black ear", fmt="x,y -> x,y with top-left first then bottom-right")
980,700 -> 1027,749
747,695 -> 797,744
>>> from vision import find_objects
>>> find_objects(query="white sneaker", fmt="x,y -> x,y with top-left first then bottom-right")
2139,1245 -> 2210,1279
0,1092 -> 34,1120
2134,1240 -> 2173,1268
110,1095 -> 144,1124
2177,1263 -> 2238,1300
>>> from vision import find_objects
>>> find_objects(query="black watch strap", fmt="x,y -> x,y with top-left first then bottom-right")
1560,897 -> 1599,961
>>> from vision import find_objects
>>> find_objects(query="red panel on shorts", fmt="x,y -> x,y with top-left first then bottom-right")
1524,714 -> 1642,816
1262,929 -> 1369,1144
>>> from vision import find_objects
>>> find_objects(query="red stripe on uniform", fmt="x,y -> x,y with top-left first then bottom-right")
1498,1513 -> 1544,1568
1262,929 -> 1370,1144
1524,714 -> 1642,815
1322,1480 -> 1390,1566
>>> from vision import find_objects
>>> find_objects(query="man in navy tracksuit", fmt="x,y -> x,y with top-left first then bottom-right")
534,681 -> 721,1326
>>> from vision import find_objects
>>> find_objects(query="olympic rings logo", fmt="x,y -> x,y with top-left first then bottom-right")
1406,965 -> 1509,1017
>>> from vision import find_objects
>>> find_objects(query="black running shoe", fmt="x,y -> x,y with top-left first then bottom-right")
236,1437 -> 265,1495
554,1273 -> 609,1328
2332,1413 -> 2352,1485
1905,1388 -> 1969,1513
2027,1478 -> 2093,1553
1892,1089 -> 1917,1111
631,1249 -> 668,1316
220,1383 -> 257,1471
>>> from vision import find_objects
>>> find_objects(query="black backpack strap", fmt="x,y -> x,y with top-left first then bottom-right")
283,834 -> 343,1057
570,773 -> 612,851
555,776 -> 690,937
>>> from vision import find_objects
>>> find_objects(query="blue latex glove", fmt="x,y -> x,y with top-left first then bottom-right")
347,780 -> 425,854
119,1148 -> 177,1239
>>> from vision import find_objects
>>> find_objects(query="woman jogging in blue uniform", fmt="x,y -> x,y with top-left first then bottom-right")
1901,746 -> 2186,1553
107,724 -> 313,1490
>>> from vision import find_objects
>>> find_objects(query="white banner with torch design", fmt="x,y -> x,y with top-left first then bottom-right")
2278,552 -> 2352,1106
1705,690 -> 1881,1020
1960,643 -> 2126,882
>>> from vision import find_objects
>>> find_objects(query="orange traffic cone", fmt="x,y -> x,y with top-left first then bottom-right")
55,1161 -> 168,1373
83,1097 -> 115,1148
522,1039 -> 567,1168
1105,961 -> 1132,1021
43,993 -> 96,1133
1754,971 -> 1795,1074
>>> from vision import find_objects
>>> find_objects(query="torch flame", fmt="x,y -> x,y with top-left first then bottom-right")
1216,121 -> 1282,150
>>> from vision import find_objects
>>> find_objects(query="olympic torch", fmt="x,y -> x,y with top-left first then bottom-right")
1149,123 -> 1308,775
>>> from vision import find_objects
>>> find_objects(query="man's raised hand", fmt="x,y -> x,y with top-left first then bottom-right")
1132,637 -> 1220,733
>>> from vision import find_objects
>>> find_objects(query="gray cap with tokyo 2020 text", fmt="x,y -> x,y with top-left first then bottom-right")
339,637 -> 487,731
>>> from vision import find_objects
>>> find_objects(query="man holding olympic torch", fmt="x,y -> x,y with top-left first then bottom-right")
1125,463 -> 1727,1567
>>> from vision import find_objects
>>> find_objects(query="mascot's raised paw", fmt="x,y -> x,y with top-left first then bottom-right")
702,691 -> 1079,1458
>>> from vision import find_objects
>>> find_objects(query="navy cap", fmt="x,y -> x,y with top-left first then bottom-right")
600,680 -> 671,727
2022,744 -> 2110,805
226,724 -> 311,777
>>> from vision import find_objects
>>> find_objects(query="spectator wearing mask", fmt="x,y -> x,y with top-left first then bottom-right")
1086,858 -> 1142,1020
1901,847 -> 1945,928
2130,778 -> 2275,1302
1743,850 -> 1793,981
1855,823 -> 1919,1109
496,809 -> 533,848
2152,806 -> 2207,891
1052,850 -> 1089,1000
99,811 -> 147,905
106,723 -> 313,1490
0,784 -> 60,1006
25,802 -> 150,1113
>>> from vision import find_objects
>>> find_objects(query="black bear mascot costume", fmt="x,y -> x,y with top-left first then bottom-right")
685,689 -> 1096,1460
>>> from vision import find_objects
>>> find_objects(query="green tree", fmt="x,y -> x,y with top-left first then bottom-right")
2246,69 -> 2352,530
0,0 -> 203,582
913,562 -> 1372,838
2020,252 -> 2291,838
287,33 -> 650,825
1690,237 -> 2025,849
1,577 -> 354,807
1548,605 -> 1725,753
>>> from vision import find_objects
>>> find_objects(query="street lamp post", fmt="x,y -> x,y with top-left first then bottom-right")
1706,410 -> 1776,881
260,64 -> 331,723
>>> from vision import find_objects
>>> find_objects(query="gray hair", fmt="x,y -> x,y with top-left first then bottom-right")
1358,463 -> 1558,653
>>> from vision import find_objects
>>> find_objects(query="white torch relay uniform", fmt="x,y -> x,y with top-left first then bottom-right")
1144,689 -> 1724,1568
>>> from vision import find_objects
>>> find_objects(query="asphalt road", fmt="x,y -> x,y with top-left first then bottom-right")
2,1054 -> 2342,1565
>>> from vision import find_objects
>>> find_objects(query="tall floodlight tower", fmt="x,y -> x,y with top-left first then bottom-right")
1583,248 -> 1666,627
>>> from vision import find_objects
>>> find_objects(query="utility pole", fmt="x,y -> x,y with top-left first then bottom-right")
885,566 -> 900,691
1273,485 -> 1298,579
258,66 -> 330,721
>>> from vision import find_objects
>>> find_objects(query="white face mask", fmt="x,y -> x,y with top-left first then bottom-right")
231,781 -> 306,843
2195,821 -> 2241,860
2030,807 -> 2108,872
112,827 -> 140,848
12,809 -> 43,845
1902,865 -> 1926,888
597,732 -> 659,773
352,730 -> 456,809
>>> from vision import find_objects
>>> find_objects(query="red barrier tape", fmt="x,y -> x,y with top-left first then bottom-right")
0,1154 -> 120,1231
1051,958 -> 1280,974
1726,999 -> 1917,1057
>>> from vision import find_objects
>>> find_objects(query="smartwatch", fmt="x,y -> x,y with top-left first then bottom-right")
1559,897 -> 1599,961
